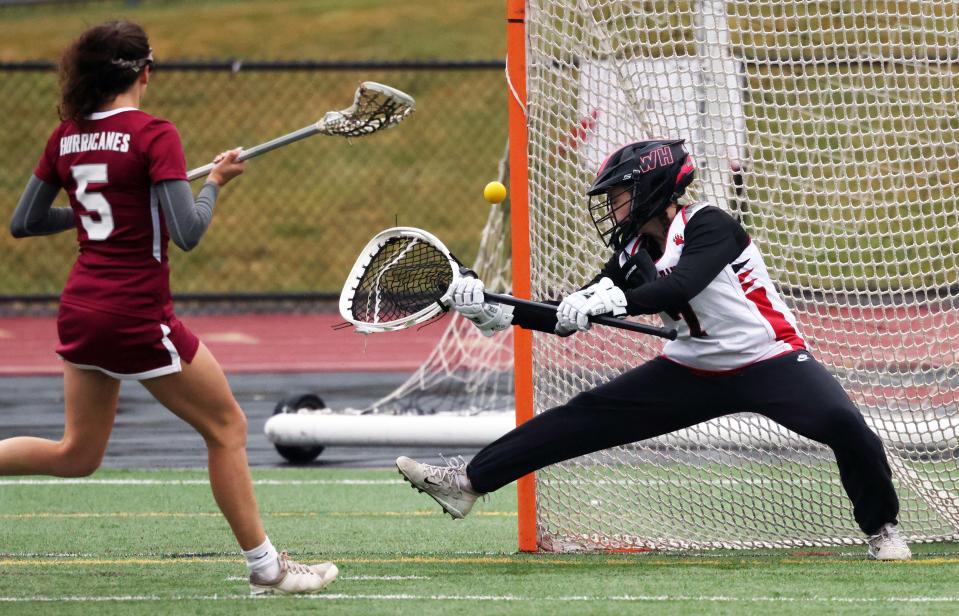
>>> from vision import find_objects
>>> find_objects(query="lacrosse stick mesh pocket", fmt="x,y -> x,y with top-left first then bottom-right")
349,237 -> 453,324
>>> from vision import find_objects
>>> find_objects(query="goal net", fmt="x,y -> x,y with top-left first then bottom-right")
515,0 -> 959,550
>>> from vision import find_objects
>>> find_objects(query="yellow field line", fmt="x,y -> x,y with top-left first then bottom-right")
0,511 -> 516,519
0,555 -> 956,567
1,592 -> 958,604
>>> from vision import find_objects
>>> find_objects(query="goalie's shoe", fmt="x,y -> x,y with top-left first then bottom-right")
249,551 -> 338,595
867,523 -> 912,561
396,455 -> 482,519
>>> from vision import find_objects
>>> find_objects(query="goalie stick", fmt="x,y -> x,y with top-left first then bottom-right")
186,81 -> 415,181
339,226 -> 678,340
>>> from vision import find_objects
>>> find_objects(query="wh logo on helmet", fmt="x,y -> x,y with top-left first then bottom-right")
637,145 -> 674,172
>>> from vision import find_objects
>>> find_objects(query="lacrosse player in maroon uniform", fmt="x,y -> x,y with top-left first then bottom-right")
4,21 -> 336,594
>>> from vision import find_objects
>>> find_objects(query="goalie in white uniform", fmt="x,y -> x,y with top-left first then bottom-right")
396,139 -> 910,560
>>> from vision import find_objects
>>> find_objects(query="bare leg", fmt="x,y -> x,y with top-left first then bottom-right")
0,363 -> 119,477
140,343 -> 265,550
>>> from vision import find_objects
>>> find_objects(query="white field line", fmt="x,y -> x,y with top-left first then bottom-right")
342,575 -> 432,580
0,479 -> 403,486
545,478 -> 842,488
0,550 -> 503,559
223,575 -> 431,582
0,552 -> 97,558
0,593 -> 958,604
0,477 -> 838,488
0,511 -> 515,519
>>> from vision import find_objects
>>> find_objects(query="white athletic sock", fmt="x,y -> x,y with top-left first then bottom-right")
243,536 -> 281,581
456,473 -> 479,494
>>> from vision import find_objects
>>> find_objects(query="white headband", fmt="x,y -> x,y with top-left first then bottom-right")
111,49 -> 153,73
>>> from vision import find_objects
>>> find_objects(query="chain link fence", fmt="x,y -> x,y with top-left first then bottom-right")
0,60 -> 507,307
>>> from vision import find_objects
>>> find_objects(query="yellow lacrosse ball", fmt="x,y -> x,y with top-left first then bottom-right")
483,181 -> 507,204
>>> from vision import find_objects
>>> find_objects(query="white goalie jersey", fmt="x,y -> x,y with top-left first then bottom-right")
621,202 -> 806,372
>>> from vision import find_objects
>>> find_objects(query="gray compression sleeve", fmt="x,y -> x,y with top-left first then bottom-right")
156,180 -> 219,251
10,175 -> 74,237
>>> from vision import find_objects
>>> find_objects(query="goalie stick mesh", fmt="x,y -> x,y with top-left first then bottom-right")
349,237 -> 453,325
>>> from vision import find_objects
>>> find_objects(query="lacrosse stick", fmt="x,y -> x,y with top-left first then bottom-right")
186,81 -> 415,181
339,226 -> 678,339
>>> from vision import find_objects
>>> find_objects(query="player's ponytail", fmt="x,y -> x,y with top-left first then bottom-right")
58,21 -> 153,122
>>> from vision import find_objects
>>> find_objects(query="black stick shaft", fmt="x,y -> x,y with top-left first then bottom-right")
484,292 -> 677,340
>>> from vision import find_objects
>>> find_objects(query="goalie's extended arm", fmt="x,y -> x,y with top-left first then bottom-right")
446,276 -> 619,337
504,254 -> 630,336
490,208 -> 749,334
444,277 -> 514,337
623,207 -> 748,316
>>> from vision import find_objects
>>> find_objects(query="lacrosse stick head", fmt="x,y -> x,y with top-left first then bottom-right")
318,81 -> 415,138
339,227 -> 461,334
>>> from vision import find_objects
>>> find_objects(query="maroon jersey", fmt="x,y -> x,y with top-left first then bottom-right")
34,107 -> 187,319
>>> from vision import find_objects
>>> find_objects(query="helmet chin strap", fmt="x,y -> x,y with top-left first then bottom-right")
639,210 -> 670,241
632,208 -> 673,257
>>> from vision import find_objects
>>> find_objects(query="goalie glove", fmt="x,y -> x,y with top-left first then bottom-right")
555,277 -> 627,334
442,276 -> 514,337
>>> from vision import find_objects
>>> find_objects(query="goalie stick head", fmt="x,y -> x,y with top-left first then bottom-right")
587,139 -> 695,249
339,227 -> 459,334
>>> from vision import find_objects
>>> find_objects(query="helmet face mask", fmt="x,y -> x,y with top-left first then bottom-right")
587,139 -> 696,249
588,185 -> 640,249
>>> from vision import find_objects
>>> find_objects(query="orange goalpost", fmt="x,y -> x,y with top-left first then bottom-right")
505,0 -> 537,553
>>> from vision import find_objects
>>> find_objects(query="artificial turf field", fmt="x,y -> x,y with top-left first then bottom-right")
1,468 -> 958,615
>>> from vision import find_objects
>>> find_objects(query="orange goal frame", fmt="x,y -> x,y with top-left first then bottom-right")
505,0 -> 537,553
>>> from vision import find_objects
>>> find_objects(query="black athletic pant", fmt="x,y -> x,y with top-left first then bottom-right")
466,350 -> 899,535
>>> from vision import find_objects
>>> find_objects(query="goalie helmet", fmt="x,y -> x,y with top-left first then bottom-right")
587,139 -> 695,249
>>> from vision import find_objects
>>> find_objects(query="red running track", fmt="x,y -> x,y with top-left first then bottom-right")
2,303 -> 956,391
0,313 -> 446,376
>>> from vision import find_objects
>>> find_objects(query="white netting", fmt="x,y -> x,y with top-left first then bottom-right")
524,0 -> 959,550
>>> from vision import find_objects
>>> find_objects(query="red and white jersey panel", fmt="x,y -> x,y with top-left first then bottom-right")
622,202 -> 806,371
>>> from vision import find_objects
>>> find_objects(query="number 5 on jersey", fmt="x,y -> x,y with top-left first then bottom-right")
71,164 -> 114,240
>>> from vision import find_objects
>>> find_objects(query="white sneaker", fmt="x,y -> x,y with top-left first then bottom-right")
867,523 -> 912,560
396,455 -> 482,519
249,551 -> 338,595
